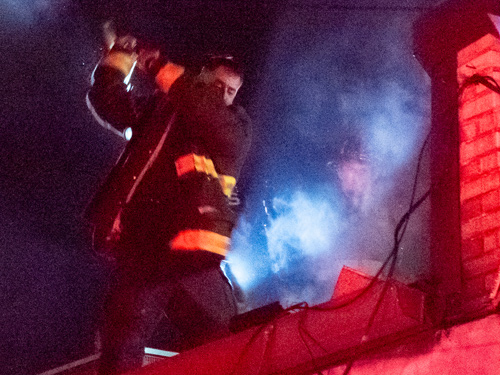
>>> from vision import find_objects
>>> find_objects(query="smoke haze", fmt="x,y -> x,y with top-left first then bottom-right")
228,1 -> 433,310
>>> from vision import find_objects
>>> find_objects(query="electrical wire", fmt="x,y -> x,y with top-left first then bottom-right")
334,71 -> 500,375
233,69 -> 500,368
297,303 -> 330,374
228,307 -> 290,375
227,188 -> 431,374
228,321 -> 271,375
228,128 -> 433,374
340,130 -> 431,374
290,130 -> 432,375
309,128 -> 431,314
259,319 -> 279,375
458,74 -> 500,98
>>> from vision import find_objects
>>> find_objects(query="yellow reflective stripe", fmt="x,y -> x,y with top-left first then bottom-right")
175,154 -> 218,179
194,155 -> 217,178
169,230 -> 231,257
155,62 -> 185,93
219,175 -> 236,197
101,51 -> 137,77
174,154 -> 236,197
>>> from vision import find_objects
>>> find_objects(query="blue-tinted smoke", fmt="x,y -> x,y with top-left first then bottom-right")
228,4 -> 432,311
1,0 -> 68,27
340,77 -> 430,178
227,189 -> 348,308
266,191 -> 343,272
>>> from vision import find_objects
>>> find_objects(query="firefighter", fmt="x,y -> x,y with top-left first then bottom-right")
86,31 -> 252,375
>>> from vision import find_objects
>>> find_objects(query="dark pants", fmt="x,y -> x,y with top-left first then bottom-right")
97,250 -> 237,375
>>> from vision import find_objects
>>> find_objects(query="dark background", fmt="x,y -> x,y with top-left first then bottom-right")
0,1 -> 438,373
1,2 -> 280,373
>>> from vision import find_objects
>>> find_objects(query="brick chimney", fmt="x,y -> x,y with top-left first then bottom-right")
457,33 -> 500,314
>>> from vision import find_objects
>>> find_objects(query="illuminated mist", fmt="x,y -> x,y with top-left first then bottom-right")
227,2 -> 432,311
1,0 -> 70,26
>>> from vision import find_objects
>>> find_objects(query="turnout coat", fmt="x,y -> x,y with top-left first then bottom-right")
86,64 -> 252,259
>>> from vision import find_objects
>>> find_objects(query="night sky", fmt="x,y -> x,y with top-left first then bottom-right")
0,1 -> 440,373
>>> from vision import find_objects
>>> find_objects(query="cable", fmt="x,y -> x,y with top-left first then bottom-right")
259,319 -> 279,375
335,71 -> 500,375
228,307 -> 290,375
296,302 -> 331,375
293,188 -> 430,375
228,321 -> 271,375
227,179 -> 430,374
291,300 -> 331,371
293,129 -> 431,374
459,74 -> 500,98
229,128 -> 433,374
340,129 -> 432,374
312,128 -> 431,313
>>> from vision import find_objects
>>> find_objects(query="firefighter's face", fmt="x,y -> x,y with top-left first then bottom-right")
337,160 -> 372,202
202,66 -> 242,106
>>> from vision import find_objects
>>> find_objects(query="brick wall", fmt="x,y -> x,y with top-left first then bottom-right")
457,33 -> 500,311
